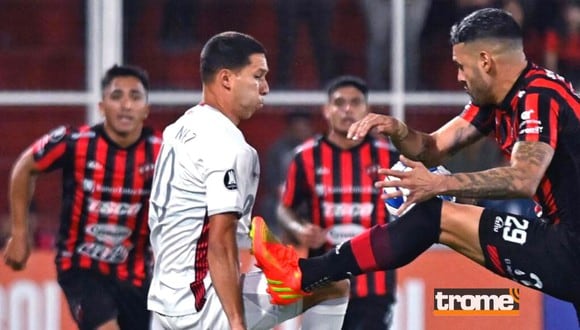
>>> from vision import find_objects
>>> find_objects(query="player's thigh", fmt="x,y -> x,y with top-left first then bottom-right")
242,271 -> 303,329
150,286 -> 230,330
114,280 -> 150,330
479,208 -> 580,303
438,201 -> 486,264
57,270 -> 118,330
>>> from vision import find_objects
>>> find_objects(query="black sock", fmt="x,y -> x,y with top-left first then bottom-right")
298,241 -> 360,292
298,198 -> 443,291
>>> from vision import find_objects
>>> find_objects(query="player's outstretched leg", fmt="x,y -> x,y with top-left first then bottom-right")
252,198 -> 444,294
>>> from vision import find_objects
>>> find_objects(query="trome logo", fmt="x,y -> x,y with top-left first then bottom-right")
434,288 -> 520,316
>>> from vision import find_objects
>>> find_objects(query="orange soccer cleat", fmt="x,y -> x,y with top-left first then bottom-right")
249,216 -> 311,305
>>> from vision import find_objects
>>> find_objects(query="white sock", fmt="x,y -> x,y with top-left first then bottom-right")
300,297 -> 349,330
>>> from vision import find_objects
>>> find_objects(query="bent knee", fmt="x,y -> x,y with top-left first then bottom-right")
333,279 -> 350,298
303,279 -> 350,310
318,279 -> 350,299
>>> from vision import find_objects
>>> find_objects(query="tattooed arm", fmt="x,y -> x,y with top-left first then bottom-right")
443,141 -> 554,199
348,114 -> 483,167
396,116 -> 483,167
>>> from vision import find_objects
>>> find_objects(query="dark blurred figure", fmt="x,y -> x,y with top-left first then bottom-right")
260,110 -> 314,235
545,0 -> 580,87
274,0 -> 336,88
159,0 -> 198,52
359,0 -> 432,90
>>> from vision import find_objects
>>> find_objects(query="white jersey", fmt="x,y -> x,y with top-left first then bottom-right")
147,104 -> 260,316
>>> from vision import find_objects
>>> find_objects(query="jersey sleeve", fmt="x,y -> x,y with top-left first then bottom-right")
280,152 -> 309,209
516,92 -> 558,148
204,143 -> 256,218
31,125 -> 70,172
459,102 -> 495,136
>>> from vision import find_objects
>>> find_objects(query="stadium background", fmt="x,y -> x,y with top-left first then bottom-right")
0,0 -> 576,329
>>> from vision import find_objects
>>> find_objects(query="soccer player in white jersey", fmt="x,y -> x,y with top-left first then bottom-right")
147,31 -> 349,330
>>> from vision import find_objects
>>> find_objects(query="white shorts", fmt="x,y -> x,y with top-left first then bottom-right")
151,271 -> 303,330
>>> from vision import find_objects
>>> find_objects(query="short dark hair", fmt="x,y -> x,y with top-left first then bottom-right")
101,64 -> 150,92
449,8 -> 522,45
325,75 -> 368,100
200,31 -> 266,83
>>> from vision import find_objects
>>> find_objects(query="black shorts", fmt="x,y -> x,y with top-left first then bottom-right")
341,295 -> 395,330
479,208 -> 580,317
57,270 -> 150,330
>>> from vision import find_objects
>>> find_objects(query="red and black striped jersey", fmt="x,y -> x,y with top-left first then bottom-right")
460,62 -> 580,230
31,123 -> 162,288
281,134 -> 399,298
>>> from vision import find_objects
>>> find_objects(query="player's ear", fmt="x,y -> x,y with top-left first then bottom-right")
142,104 -> 150,120
322,103 -> 331,120
218,69 -> 233,90
479,51 -> 493,73
98,101 -> 105,117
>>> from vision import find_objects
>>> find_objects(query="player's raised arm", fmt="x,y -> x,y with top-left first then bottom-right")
348,113 -> 483,167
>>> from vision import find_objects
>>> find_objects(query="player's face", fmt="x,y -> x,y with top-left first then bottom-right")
232,53 -> 269,121
324,86 -> 368,136
99,76 -> 149,139
453,43 -> 494,105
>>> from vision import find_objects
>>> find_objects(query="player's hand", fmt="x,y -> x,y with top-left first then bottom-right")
347,113 -> 406,141
296,224 -> 328,249
3,233 -> 31,271
375,156 -> 446,215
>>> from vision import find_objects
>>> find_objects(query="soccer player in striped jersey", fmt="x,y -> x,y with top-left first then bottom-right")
252,8 -> 580,323
4,64 -> 162,329
147,31 -> 348,330
278,75 -> 399,329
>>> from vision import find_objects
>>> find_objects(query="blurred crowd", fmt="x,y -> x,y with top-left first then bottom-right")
151,0 -> 580,90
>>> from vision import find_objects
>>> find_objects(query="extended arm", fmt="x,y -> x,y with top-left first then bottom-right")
379,140 -> 552,214
3,148 -> 40,270
443,140 -> 553,198
348,114 -> 482,167
208,212 -> 246,330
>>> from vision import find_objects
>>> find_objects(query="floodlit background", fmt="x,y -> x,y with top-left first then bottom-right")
0,1 -> 578,329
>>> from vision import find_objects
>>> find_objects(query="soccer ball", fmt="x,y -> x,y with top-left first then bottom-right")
383,162 -> 456,217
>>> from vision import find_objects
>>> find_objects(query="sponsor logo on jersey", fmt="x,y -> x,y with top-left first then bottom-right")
519,126 -> 543,135
520,109 -> 535,120
77,242 -> 132,264
86,160 -> 103,170
224,169 -> 238,190
85,224 -> 132,245
322,202 -> 374,218
138,162 -> 156,180
87,198 -> 142,216
316,166 -> 330,175
49,126 -> 67,142
326,223 -> 365,245
82,179 -> 150,195
70,131 -> 96,139
315,185 -> 377,196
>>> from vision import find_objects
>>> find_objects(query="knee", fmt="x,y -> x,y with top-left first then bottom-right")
334,279 -> 350,298
324,279 -> 350,299
303,279 -> 350,310
314,279 -> 350,300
